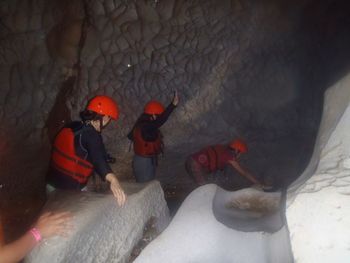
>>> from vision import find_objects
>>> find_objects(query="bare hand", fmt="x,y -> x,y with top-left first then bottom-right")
35,212 -> 72,239
106,173 -> 127,206
172,90 -> 179,106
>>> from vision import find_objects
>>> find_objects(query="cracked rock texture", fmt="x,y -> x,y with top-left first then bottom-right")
24,181 -> 170,263
1,0 -> 350,238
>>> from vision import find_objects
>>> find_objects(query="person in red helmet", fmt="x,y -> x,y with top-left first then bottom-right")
128,91 -> 179,182
185,139 -> 262,187
47,95 -> 126,206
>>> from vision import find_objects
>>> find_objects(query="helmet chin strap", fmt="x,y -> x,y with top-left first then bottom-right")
99,118 -> 103,132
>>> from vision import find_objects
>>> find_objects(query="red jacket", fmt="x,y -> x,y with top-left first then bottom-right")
192,144 -> 235,172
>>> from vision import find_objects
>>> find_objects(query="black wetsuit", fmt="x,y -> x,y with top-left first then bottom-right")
47,121 -> 112,189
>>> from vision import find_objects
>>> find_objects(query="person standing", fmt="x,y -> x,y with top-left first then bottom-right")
128,91 -> 179,183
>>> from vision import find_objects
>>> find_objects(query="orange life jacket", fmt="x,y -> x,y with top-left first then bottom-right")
51,128 -> 94,184
199,144 -> 230,172
132,126 -> 163,157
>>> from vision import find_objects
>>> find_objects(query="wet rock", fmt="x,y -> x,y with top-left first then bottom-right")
134,184 -> 293,263
25,181 -> 170,263
1,2 -> 349,247
103,0 -> 116,14
135,0 -> 160,23
287,74 -> 350,262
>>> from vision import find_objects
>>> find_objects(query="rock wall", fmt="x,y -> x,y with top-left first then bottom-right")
287,73 -> 350,262
1,0 -> 350,234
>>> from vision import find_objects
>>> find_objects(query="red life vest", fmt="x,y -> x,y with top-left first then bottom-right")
132,126 -> 163,157
51,128 -> 94,184
193,144 -> 233,172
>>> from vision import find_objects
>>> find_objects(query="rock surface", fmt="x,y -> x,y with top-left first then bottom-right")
1,1 -> 350,260
3,0 -> 349,199
24,181 -> 170,263
287,73 -> 350,262
135,184 -> 293,263
213,186 -> 284,233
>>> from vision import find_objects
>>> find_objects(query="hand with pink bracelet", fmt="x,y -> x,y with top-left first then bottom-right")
0,211 -> 72,263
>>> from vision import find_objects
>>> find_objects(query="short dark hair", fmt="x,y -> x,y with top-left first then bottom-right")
80,110 -> 102,121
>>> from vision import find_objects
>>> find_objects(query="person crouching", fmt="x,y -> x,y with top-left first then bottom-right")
185,139 -> 262,187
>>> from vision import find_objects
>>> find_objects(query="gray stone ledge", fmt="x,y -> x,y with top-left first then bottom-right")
25,181 -> 170,263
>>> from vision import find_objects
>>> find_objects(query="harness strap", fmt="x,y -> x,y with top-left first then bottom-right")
52,147 -> 93,169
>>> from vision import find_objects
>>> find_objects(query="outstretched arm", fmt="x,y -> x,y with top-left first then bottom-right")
228,160 -> 261,185
0,212 -> 72,263
106,173 -> 127,207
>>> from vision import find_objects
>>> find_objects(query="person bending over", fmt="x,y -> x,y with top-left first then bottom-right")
186,139 -> 262,187
47,95 -> 126,206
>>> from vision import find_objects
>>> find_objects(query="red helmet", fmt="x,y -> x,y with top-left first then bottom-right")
229,139 -> 248,153
86,95 -> 119,120
144,100 -> 165,115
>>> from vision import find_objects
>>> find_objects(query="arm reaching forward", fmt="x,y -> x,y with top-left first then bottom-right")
228,159 -> 261,185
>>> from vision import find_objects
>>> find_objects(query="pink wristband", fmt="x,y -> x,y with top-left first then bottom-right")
30,228 -> 42,243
